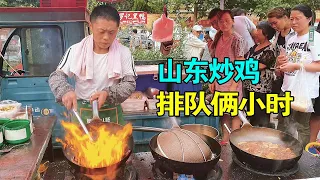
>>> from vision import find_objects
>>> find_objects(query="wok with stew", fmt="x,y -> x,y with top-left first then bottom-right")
229,111 -> 303,172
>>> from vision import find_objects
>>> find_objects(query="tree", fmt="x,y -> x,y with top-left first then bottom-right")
114,0 -> 134,11
225,0 -> 320,19
281,0 -> 320,11
88,0 -> 135,12
88,0 -> 100,12
132,0 -> 149,11
0,0 -> 7,6
148,0 -> 164,14
0,0 -> 38,7
166,0 -> 219,21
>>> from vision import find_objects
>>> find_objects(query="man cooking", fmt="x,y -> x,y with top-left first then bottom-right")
48,5 -> 137,125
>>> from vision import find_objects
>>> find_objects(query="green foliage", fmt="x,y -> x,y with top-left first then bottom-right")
0,0 -> 38,7
132,49 -> 165,61
88,0 -> 135,12
148,0 -> 164,14
88,0 -> 101,12
225,0 -> 320,19
0,0 -> 7,6
132,31 -> 187,61
0,0 -> 319,18
132,0 -> 149,11
114,0 -> 134,11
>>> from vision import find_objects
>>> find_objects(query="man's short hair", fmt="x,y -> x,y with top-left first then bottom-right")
208,8 -> 221,19
90,5 -> 120,26
133,29 -> 138,33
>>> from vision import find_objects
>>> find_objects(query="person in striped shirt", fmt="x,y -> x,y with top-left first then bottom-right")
48,5 -> 137,125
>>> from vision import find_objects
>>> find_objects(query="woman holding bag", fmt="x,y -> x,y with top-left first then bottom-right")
277,4 -> 320,148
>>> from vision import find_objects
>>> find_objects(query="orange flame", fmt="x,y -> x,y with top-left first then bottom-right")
57,121 -> 132,179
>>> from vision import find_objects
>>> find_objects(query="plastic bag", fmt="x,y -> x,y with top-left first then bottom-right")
287,66 -> 314,112
0,100 -> 22,119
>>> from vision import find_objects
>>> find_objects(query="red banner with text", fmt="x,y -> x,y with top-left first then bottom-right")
119,11 -> 148,25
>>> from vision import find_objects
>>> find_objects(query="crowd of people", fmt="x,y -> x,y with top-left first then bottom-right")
182,5 -> 320,148
119,4 -> 320,149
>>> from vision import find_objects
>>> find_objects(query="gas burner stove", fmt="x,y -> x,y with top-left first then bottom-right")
232,154 -> 299,177
152,161 -> 222,180
71,164 -> 138,180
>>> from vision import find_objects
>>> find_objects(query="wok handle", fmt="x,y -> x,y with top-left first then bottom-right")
224,123 -> 231,134
92,100 -> 100,119
133,126 -> 167,132
238,110 -> 253,127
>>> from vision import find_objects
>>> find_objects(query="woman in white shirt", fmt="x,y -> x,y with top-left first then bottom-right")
277,4 -> 320,147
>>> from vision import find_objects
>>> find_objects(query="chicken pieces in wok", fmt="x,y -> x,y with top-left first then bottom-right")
237,141 -> 296,160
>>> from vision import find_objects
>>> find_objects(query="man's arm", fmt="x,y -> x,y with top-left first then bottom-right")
186,38 -> 207,49
201,45 -> 212,61
103,47 -> 137,105
48,47 -> 74,102
129,38 -> 133,49
244,16 -> 257,39
102,75 -> 136,105
48,70 -> 74,102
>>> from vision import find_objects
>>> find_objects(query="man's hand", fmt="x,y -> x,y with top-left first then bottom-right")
90,91 -> 108,109
277,55 -> 288,66
62,91 -> 77,110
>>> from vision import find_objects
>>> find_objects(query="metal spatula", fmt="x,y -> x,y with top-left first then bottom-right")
91,100 -> 103,122
72,109 -> 93,141
0,142 -> 30,154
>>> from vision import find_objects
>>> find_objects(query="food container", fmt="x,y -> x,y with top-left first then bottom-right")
0,126 -> 3,147
14,108 -> 34,134
0,118 -> 10,125
4,120 -> 31,144
0,100 -> 21,119
14,117 -> 34,134
121,98 -> 147,112
0,118 -> 10,147
121,91 -> 148,112
146,99 -> 159,110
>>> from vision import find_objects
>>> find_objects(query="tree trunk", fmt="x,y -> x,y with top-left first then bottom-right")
220,0 -> 224,10
194,3 -> 198,24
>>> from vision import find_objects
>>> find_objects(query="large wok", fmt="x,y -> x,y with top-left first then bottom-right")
133,124 -> 221,176
133,123 -> 219,139
63,121 -> 134,175
229,111 -> 303,172
150,132 -> 221,177
62,101 -> 134,176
